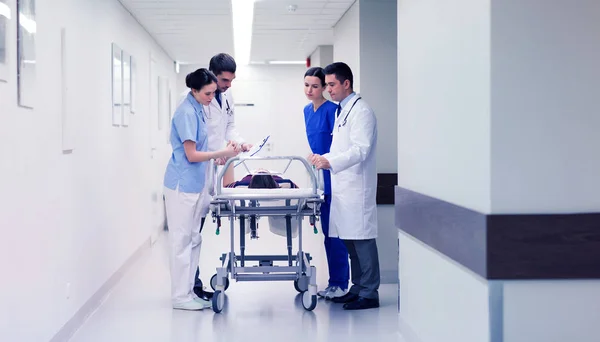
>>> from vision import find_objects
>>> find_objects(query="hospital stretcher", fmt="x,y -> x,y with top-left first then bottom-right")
207,155 -> 324,313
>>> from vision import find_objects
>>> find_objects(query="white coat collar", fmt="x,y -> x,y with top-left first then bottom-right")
335,93 -> 361,126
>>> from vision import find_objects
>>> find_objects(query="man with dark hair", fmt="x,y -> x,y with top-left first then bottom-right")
192,53 -> 252,301
309,62 -> 380,310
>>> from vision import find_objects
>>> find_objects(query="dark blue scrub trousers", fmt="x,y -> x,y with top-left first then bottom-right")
321,194 -> 350,290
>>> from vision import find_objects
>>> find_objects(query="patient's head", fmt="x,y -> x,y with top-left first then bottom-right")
248,173 -> 279,189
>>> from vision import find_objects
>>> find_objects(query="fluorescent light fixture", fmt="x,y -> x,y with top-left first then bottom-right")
231,0 -> 256,65
19,13 -> 36,34
0,2 -> 11,19
268,61 -> 306,65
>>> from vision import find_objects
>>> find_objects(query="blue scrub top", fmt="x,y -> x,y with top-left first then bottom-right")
304,100 -> 337,195
163,92 -> 209,194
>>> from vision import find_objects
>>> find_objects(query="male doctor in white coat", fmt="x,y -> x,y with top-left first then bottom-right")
308,62 -> 380,310
192,53 -> 252,300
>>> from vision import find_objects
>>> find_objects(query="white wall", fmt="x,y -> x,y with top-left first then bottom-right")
490,0 -> 600,214
309,49 -> 321,68
309,45 -> 334,68
358,0 -> 398,283
333,1 -> 360,92
360,0 -> 397,174
399,232 -> 491,342
502,280 -> 600,342
397,0 -> 491,213
0,0 -> 175,340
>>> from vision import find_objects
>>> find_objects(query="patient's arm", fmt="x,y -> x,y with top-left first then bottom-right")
223,163 -> 235,187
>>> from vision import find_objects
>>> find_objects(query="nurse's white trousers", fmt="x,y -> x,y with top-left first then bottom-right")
164,186 -> 203,304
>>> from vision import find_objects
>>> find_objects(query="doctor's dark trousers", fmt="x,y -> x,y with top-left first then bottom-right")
322,194 -> 350,290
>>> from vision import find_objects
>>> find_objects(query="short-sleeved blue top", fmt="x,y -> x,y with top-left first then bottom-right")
163,92 -> 209,194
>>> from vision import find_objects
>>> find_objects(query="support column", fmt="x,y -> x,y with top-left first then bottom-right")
396,0 -> 600,341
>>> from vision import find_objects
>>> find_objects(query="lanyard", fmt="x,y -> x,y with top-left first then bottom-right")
338,97 -> 362,131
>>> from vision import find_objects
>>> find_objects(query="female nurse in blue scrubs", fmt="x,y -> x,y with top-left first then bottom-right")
163,68 -> 238,311
303,67 -> 350,299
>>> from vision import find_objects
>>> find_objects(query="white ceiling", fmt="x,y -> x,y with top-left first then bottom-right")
119,0 -> 355,64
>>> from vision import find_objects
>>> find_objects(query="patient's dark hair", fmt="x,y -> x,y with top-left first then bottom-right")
185,68 -> 217,91
248,174 -> 279,189
304,67 -> 326,86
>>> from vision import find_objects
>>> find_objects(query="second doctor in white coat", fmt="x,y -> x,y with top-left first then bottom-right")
308,62 -> 380,311
193,53 -> 252,300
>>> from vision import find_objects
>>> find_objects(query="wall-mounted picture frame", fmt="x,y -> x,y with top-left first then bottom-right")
121,50 -> 131,126
60,27 -> 75,152
17,0 -> 36,108
166,87 -> 172,143
130,55 -> 136,113
111,43 -> 122,126
0,0 -> 10,83
157,75 -> 164,130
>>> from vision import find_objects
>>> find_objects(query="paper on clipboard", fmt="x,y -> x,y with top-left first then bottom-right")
235,135 -> 270,166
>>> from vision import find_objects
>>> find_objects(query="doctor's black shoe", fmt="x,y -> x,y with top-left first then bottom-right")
193,286 -> 214,300
331,292 -> 359,304
343,297 -> 379,310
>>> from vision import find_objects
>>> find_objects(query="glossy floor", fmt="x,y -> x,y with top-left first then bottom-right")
69,222 -> 404,342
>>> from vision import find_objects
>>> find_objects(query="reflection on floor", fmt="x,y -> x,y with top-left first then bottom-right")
69,220 -> 404,342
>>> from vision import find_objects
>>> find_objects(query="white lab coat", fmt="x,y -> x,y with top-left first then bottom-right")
202,90 -> 245,151
323,93 -> 378,240
198,90 -> 245,216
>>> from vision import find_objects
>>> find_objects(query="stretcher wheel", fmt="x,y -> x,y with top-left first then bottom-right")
210,274 -> 230,292
294,277 -> 309,293
302,291 -> 317,311
212,290 -> 225,313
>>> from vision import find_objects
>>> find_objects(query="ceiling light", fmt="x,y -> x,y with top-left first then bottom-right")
0,2 -> 10,19
268,60 -> 306,65
231,0 -> 256,65
287,5 -> 297,13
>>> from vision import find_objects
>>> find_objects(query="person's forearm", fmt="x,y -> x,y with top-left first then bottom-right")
184,142 -> 231,163
185,150 -> 217,163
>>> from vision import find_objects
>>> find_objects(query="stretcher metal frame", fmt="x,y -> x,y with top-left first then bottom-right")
207,155 -> 324,313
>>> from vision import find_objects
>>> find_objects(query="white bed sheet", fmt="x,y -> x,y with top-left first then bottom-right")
214,188 -> 322,200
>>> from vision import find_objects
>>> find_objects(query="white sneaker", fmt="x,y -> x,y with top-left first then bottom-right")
192,293 -> 213,309
324,286 -> 347,299
173,300 -> 208,311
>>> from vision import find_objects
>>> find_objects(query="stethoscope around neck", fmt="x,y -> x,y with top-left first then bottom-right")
336,97 -> 362,132
204,96 -> 232,119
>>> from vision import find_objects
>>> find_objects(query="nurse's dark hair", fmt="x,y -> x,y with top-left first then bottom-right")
304,67 -> 326,86
185,68 -> 218,91
323,62 -> 353,89
209,53 -> 237,76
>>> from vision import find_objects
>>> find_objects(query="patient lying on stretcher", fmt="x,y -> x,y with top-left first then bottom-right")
224,170 -> 300,238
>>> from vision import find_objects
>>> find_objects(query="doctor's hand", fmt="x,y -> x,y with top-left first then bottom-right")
308,154 -> 331,170
241,143 -> 253,152
219,144 -> 239,159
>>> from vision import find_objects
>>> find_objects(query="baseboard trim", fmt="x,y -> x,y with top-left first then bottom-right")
398,315 -> 424,342
50,237 -> 152,342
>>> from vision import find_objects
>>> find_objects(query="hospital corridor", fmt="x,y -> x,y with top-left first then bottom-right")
2,0 -> 600,341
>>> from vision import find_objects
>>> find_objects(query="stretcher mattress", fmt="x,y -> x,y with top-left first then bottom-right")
214,188 -> 322,200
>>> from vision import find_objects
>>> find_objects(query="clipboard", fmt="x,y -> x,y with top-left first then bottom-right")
234,135 -> 270,166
